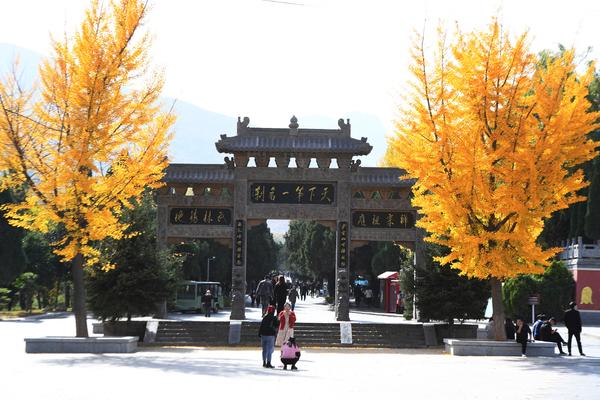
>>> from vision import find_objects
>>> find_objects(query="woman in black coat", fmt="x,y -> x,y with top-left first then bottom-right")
273,275 -> 289,314
258,305 -> 278,368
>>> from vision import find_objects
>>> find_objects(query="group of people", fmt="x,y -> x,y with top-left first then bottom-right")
252,276 -> 322,313
497,301 -> 586,357
258,302 -> 300,370
256,274 -> 302,370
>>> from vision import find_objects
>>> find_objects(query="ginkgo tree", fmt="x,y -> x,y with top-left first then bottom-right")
386,20 -> 599,339
0,0 -> 174,337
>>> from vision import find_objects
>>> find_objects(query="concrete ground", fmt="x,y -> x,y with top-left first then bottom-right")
2,297 -> 599,399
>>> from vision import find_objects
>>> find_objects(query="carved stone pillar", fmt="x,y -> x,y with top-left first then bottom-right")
335,178 -> 352,321
335,220 -> 350,321
230,177 -> 247,320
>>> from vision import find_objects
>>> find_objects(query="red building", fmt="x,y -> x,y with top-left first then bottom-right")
559,238 -> 600,312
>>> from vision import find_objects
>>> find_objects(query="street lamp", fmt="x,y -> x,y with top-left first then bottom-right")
207,256 -> 216,282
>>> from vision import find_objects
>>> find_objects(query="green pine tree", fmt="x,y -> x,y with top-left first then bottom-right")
86,193 -> 179,321
584,157 -> 600,241
0,189 -> 27,285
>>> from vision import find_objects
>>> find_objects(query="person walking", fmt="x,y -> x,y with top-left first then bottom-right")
270,277 -> 278,305
515,317 -> 532,357
505,318 -> 516,340
274,275 -> 289,314
255,275 -> 274,315
288,286 -> 299,311
540,317 -> 567,355
250,287 -> 256,308
564,301 -> 585,356
354,285 -> 362,307
280,337 -> 301,370
201,289 -> 213,318
276,302 -> 296,347
258,305 -> 278,368
364,288 -> 373,308
300,284 -> 307,301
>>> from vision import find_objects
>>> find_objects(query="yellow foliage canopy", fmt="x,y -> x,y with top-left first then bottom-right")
386,21 -> 599,279
0,0 -> 174,267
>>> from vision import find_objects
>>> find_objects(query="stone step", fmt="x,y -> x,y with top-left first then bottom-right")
154,321 -> 429,348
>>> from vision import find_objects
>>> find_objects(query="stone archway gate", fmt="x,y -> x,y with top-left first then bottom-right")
156,116 -> 420,321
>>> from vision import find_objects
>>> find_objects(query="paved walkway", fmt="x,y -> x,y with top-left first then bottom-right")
2,301 -> 600,399
171,295 -> 414,324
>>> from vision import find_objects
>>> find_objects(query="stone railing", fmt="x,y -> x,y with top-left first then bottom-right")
559,237 -> 600,260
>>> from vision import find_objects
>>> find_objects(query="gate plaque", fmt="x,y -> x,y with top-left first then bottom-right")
250,182 -> 334,205
352,211 -> 414,229
170,207 -> 232,225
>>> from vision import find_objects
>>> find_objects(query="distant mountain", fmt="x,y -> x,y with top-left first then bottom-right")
168,106 -> 389,166
166,99 -> 236,164
0,43 -> 42,87
0,44 -> 391,167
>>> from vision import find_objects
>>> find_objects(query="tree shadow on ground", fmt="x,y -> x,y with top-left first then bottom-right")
505,356 -> 600,378
37,349 -> 317,378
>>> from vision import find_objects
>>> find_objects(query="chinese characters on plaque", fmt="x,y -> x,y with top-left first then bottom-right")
234,220 -> 245,267
337,221 -> 348,270
250,183 -> 335,205
351,211 -> 414,229
169,208 -> 232,225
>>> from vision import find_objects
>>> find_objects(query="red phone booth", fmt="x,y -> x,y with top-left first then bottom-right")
378,271 -> 400,313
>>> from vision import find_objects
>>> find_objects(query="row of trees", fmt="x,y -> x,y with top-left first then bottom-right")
1,188 -> 282,321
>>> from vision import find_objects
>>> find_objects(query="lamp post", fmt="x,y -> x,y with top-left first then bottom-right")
207,256 -> 216,282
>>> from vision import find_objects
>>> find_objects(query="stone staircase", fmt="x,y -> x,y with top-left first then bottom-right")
294,323 -> 341,346
154,321 -> 230,346
152,321 -> 427,348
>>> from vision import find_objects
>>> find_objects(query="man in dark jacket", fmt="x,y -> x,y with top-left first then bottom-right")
256,275 -> 274,315
564,301 -> 585,356
201,290 -> 213,318
540,317 -> 567,355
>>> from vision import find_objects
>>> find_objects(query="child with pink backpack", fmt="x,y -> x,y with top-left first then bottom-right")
280,337 -> 301,370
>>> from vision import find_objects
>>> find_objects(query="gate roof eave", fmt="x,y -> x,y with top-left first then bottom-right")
351,167 -> 415,188
215,132 -> 372,156
163,163 -> 234,184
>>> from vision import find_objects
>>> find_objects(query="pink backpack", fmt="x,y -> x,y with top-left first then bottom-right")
281,341 -> 300,359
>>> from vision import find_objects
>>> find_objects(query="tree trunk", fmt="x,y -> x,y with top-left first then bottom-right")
490,277 -> 506,341
71,253 -> 88,337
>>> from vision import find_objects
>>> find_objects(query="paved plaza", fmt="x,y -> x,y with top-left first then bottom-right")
1,299 -> 599,400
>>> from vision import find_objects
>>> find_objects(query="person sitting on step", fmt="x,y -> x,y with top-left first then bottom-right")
540,317 -> 567,355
